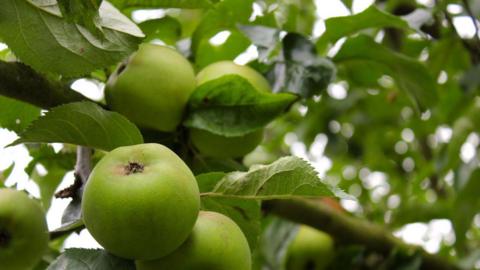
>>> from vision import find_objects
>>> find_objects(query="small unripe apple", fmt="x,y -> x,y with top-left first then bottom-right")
81,143 -> 200,260
0,188 -> 49,270
196,61 -> 271,93
286,225 -> 334,270
105,44 -> 196,132
136,211 -> 252,270
190,61 -> 270,158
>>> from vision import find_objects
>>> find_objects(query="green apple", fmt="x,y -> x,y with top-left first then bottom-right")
196,61 -> 271,93
286,225 -> 334,270
190,61 -> 271,158
105,44 -> 196,132
81,143 -> 200,260
0,188 -> 49,270
136,211 -> 251,270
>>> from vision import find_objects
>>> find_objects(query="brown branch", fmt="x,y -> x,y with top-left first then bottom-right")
0,61 -> 90,109
264,199 -> 459,270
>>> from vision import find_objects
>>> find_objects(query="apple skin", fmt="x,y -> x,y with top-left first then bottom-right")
0,189 -> 49,270
196,61 -> 271,93
191,61 -> 270,158
286,226 -> 334,270
105,44 -> 196,132
136,211 -> 251,270
81,143 -> 200,260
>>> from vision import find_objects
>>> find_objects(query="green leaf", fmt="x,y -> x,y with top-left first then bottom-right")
0,163 -> 15,188
24,144 -> 76,175
0,96 -> 41,133
201,197 -> 261,249
201,156 -> 336,199
0,0 -> 143,76
57,0 -> 102,34
253,217 -> 298,270
47,249 -> 135,270
50,219 -> 84,236
12,102 -> 144,151
31,167 -> 67,210
184,75 -> 298,137
197,172 -> 226,193
452,168 -> 480,250
195,30 -> 250,69
316,5 -> 409,52
334,35 -> 437,111
110,0 -> 212,9
192,0 -> 254,53
281,33 -> 336,98
238,24 -> 282,62
139,17 -> 182,45
438,98 -> 480,174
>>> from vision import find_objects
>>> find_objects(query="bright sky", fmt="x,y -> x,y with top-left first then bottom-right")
0,0 -> 479,253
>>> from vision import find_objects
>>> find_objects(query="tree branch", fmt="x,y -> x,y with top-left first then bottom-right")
264,199 -> 459,270
0,61 -> 89,109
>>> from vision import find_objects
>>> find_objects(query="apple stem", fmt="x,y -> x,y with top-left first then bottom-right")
0,228 -> 11,247
125,162 -> 144,175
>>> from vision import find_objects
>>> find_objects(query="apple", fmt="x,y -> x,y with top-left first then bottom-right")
81,143 -> 200,260
0,188 -> 49,270
190,61 -> 271,158
136,211 -> 251,270
286,225 -> 334,270
196,61 -> 271,93
105,44 -> 196,132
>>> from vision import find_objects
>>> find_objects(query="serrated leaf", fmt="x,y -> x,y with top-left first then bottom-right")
0,96 -> 41,133
201,156 -> 335,199
185,75 -> 298,137
12,102 -> 144,151
281,33 -> 336,98
110,0 -> 212,9
0,0 -> 142,76
334,35 -> 437,111
316,5 -> 410,52
47,249 -> 135,270
201,197 -> 261,249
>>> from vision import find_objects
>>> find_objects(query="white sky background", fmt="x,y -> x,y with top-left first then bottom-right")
0,0 -> 479,254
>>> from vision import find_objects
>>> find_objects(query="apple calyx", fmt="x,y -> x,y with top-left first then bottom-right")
0,228 -> 11,247
124,162 -> 144,175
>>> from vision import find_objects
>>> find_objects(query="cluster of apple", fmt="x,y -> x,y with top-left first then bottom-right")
81,44 -> 258,269
81,143 -> 251,269
105,44 -> 271,158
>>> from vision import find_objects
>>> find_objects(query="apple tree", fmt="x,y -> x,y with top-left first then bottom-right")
0,0 -> 479,269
